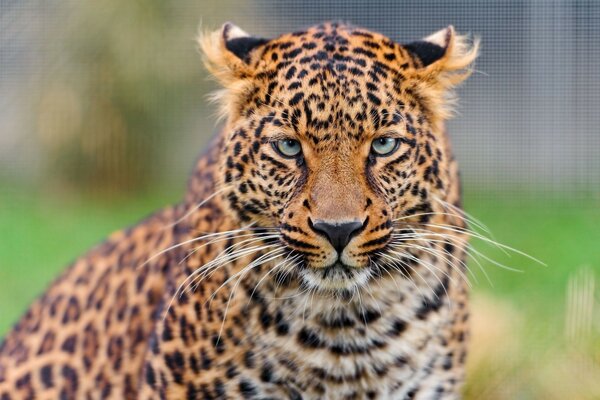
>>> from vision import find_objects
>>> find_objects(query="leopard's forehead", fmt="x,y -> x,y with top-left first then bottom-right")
258,22 -> 415,72
245,23 -> 420,145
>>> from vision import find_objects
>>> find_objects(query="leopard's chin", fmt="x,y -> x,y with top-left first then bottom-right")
299,262 -> 373,294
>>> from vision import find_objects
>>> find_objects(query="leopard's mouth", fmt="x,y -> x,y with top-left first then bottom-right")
299,261 -> 373,293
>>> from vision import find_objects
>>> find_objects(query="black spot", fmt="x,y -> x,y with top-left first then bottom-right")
348,67 -> 364,76
244,350 -> 256,369
415,276 -> 449,319
285,66 -> 297,80
185,382 -> 198,400
297,327 -> 323,348
61,335 -> 77,354
260,363 -> 274,382
302,199 -> 311,210
40,365 -> 53,388
319,312 -> 355,329
162,321 -> 173,341
15,373 -> 30,389
353,47 -> 376,58
443,353 -> 454,370
239,379 -> 258,398
274,313 -> 290,335
367,93 -> 382,106
405,387 -> 418,399
212,335 -> 225,354
201,349 -> 212,370
62,296 -> 80,324
358,308 -> 382,324
260,310 -> 273,329
226,363 -> 239,379
444,242 -> 455,255
288,92 -> 304,107
384,52 -> 396,61
214,379 -> 226,398
145,364 -> 156,387
283,48 -> 303,59
61,364 -> 78,393
389,319 -> 407,336
233,142 -> 242,156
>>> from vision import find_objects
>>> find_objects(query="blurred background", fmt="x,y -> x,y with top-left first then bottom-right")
0,1 -> 598,398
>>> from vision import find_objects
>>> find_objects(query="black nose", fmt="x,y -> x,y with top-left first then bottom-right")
310,219 -> 364,253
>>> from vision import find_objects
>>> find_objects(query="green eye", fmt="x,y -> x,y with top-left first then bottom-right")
371,137 -> 399,156
273,138 -> 302,158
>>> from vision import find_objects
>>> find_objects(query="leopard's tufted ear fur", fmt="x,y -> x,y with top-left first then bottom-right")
198,22 -> 269,120
403,26 -> 480,126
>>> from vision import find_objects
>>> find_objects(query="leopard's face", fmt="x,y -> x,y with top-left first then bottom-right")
202,22 -> 478,292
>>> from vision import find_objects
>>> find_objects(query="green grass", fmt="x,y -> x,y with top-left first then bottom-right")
0,185 -> 599,398
0,186 -> 179,332
464,195 -> 600,313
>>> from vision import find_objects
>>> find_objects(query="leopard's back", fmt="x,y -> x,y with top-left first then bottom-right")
0,204 -> 179,398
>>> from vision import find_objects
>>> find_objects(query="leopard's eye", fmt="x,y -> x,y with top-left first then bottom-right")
371,137 -> 399,156
273,138 -> 302,158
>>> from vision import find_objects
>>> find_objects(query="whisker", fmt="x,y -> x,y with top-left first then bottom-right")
376,252 -> 430,300
405,227 -> 526,273
139,224 -> 262,269
389,241 -> 472,288
247,252 -> 300,304
213,247 -> 288,335
432,196 -> 493,236
181,237 -> 281,292
392,229 -> 505,283
165,184 -> 234,229
422,223 -> 545,265
393,210 -> 490,237
385,248 -> 454,304
183,243 -> 281,295
178,233 -> 281,266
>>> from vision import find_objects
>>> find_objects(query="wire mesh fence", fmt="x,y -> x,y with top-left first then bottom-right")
1,0 -> 599,201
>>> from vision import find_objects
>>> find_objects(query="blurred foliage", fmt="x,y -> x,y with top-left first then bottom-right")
34,1 -> 233,193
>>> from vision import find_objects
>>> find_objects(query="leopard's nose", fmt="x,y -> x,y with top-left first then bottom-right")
310,219 -> 364,253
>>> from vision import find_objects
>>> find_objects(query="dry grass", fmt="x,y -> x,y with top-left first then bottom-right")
465,268 -> 600,399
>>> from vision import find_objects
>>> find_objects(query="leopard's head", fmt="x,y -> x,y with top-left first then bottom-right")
200,22 -> 478,292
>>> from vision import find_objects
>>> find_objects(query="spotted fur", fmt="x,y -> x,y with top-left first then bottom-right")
0,22 -> 478,399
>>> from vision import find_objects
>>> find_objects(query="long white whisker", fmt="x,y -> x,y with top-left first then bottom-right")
214,248 -> 288,342
139,224 -> 261,269
183,243 -> 281,295
178,232 -> 281,265
390,241 -> 472,288
165,185 -> 233,229
423,223 -> 545,265
248,253 -> 300,304
405,228 -> 525,274
385,248 -> 453,304
432,196 -> 494,236
377,252 -> 429,300
395,228 -> 524,273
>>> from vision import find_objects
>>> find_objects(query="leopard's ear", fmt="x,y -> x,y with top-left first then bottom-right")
198,22 -> 269,120
404,26 -> 479,72
403,26 -> 480,123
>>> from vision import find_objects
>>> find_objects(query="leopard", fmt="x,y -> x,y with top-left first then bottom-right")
0,21 -> 479,399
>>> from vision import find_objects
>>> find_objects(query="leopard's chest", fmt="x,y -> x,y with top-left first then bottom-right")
150,243 -> 466,399
237,277 -> 453,399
